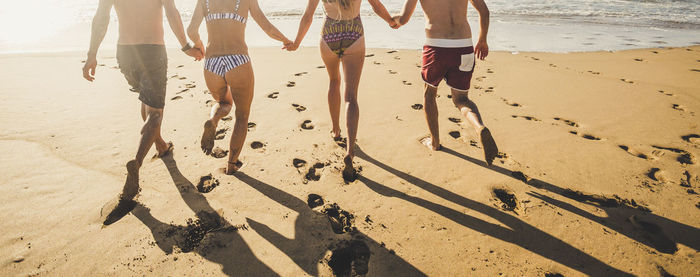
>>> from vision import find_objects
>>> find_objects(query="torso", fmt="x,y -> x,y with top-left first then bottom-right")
419,0 -> 472,39
114,0 -> 165,45
204,0 -> 250,58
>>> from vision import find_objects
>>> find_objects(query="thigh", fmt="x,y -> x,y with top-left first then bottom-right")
320,40 -> 342,80
340,37 -> 366,94
204,70 -> 230,103
224,62 -> 254,110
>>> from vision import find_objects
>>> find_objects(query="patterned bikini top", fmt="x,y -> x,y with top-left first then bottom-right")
205,0 -> 246,24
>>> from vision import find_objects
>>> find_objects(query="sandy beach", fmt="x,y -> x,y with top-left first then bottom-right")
1,46 -> 699,276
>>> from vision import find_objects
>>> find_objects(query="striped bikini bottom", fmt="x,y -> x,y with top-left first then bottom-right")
204,54 -> 250,77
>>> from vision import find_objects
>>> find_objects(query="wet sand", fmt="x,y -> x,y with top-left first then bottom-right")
0,46 -> 699,276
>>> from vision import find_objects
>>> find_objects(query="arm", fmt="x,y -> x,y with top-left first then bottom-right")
249,0 -> 293,48
469,0 -> 490,60
163,0 -> 203,59
394,0 -> 418,26
289,0 -> 320,51
367,0 -> 398,28
187,0 -> 206,55
83,0 -> 113,82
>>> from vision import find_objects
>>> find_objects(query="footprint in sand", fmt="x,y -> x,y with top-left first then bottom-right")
292,104 -> 307,112
411,104 -> 423,110
500,98 -> 522,107
449,131 -> 461,139
247,122 -> 257,131
671,104 -> 686,112
511,171 -> 531,183
373,61 -> 382,65
250,141 -> 265,150
618,145 -> 651,160
628,215 -> 678,254
334,137 -> 348,149
569,131 -> 603,141
680,171 -> 697,188
197,174 -> 220,193
185,83 -> 196,89
294,72 -> 308,76
491,188 -> 518,213
486,69 -> 494,74
696,202 -> 700,210
307,194 -> 324,209
210,147 -> 228,159
651,145 -> 695,165
327,239 -> 371,276
658,90 -> 674,96
387,50 -> 397,54
448,117 -> 462,123
221,116 -> 233,121
691,69 -> 700,72
171,96 -> 183,101
681,134 -> 700,144
634,58 -> 644,62
317,65 -> 326,69
177,88 -> 189,94
267,92 -> 279,99
553,117 -> 579,127
286,81 -> 296,87
300,120 -> 315,130
646,168 -> 667,183
620,78 -> 634,84
304,162 -> 325,182
215,128 -> 228,140
322,203 -> 355,234
484,87 -> 494,93
365,54 -> 374,57
388,70 -> 397,74
587,70 -> 601,75
511,115 -> 540,121
402,80 -> 412,85
293,158 -> 307,168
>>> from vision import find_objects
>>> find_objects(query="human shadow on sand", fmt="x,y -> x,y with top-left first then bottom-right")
355,147 -> 636,277
440,147 -> 700,255
130,155 -> 278,276
233,172 -> 427,277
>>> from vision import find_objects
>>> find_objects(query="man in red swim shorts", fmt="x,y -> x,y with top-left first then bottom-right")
393,0 -> 499,166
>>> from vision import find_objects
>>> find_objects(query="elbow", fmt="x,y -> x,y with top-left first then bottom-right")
480,7 -> 490,18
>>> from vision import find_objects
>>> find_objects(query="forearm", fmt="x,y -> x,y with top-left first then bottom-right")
398,0 -> 418,25
165,9 -> 189,47
87,15 -> 110,59
294,15 -> 313,43
477,10 -> 489,42
262,23 -> 288,42
369,1 -> 393,23
187,25 -> 202,44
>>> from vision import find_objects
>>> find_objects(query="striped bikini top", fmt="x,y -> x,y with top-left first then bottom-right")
205,0 -> 246,24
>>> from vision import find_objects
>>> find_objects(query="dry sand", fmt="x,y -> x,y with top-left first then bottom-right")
1,46 -> 699,276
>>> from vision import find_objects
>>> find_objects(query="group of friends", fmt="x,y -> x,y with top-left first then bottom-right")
81,0 -> 498,202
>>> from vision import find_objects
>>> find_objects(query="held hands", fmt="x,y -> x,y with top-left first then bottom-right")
283,38 -> 298,52
82,56 -> 97,82
475,40 -> 489,60
390,16 -> 402,29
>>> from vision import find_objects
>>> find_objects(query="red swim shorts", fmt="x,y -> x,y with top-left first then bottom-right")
421,39 -> 475,91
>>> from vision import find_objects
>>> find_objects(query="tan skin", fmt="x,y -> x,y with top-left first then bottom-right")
393,0 -> 498,165
82,0 -> 204,200
188,0 -> 292,174
286,0 -> 396,174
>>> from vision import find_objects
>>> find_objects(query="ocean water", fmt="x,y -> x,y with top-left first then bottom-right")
0,0 -> 699,53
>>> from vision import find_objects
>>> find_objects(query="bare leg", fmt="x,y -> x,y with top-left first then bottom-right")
201,70 -> 231,155
340,45 -> 365,159
141,103 -> 170,156
121,105 -> 164,200
451,89 -> 498,165
423,84 -> 441,150
224,63 -> 255,174
320,40 -> 343,139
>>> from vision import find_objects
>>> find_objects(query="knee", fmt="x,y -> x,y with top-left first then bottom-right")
344,93 -> 358,104
329,78 -> 341,89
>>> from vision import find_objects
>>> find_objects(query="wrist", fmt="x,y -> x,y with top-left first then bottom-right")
87,51 -> 97,60
181,42 -> 193,52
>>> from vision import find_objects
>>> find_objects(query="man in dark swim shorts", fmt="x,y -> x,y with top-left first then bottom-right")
393,0 -> 499,166
82,0 -> 203,203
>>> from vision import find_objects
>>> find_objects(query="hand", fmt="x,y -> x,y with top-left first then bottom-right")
282,38 -> 297,51
475,40 -> 489,60
185,48 -> 204,61
194,40 -> 206,57
390,16 -> 402,29
82,56 -> 97,82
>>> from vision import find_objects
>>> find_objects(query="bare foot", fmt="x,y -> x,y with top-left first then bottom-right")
226,160 -> 243,175
152,142 -> 174,159
201,120 -> 216,155
330,129 -> 341,140
420,136 -> 441,151
120,160 -> 140,201
342,155 -> 357,182
480,127 -> 499,166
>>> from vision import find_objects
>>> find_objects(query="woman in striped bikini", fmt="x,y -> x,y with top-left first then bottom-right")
188,0 -> 292,174
287,0 -> 397,178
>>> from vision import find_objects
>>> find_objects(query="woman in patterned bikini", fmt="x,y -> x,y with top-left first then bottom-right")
188,0 -> 292,174
287,0 -> 397,177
